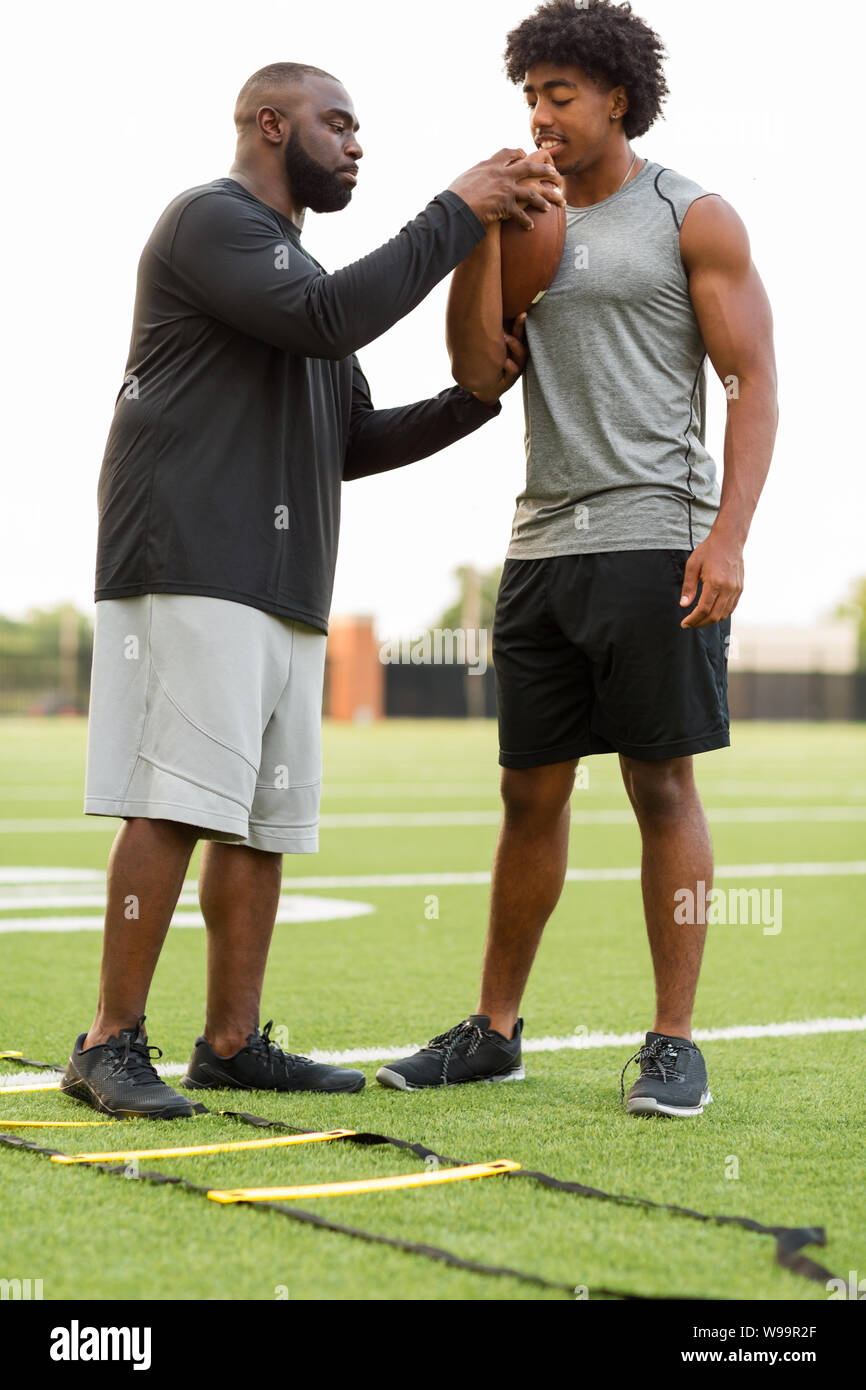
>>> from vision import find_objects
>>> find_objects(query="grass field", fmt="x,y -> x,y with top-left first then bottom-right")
1,717 -> 864,1301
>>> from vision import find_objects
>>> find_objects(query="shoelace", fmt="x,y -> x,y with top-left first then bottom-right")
619,1037 -> 681,1104
247,1021 -> 314,1079
109,1034 -> 164,1089
424,1019 -> 485,1083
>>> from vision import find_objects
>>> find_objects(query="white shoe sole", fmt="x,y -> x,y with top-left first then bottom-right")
376,1064 -> 526,1091
626,1087 -> 713,1118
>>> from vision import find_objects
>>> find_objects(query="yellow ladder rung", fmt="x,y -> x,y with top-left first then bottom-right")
1,1120 -> 113,1128
0,1082 -> 62,1094
51,1130 -> 356,1163
207,1159 -> 522,1202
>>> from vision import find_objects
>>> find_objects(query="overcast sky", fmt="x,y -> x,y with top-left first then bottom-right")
2,0 -> 862,636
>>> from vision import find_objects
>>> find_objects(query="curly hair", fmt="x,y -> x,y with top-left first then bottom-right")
504,0 -> 669,139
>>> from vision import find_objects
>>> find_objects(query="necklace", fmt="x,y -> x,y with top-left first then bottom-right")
568,151 -> 643,217
618,151 -> 639,191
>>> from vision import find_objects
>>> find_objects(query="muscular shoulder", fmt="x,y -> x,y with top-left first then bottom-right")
680,195 -> 752,277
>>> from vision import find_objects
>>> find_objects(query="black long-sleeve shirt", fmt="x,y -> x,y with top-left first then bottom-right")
94,178 -> 500,631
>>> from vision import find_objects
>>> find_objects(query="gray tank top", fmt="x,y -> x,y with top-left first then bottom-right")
508,160 -> 720,558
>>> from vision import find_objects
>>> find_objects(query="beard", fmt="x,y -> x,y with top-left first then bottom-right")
284,129 -> 353,214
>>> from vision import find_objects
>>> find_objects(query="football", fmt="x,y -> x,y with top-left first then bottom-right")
500,170 -> 567,320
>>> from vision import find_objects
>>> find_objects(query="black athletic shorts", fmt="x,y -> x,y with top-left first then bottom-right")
494,551 -> 731,768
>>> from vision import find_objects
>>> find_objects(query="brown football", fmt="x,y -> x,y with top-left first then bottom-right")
500,183 -> 567,321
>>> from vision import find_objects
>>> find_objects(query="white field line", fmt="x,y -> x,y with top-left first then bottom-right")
0,868 -> 106,884
3,805 -> 866,834
270,862 -> 866,888
1,861 -> 865,920
2,1016 -> 863,1083
285,1015 -> 866,1067
0,896 -> 375,933
4,780 -> 865,802
0,805 -> 865,836
325,806 -> 866,828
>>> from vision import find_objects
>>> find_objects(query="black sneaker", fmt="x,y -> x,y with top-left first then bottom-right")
376,1016 -> 525,1090
181,1020 -> 365,1094
61,1018 -> 195,1120
621,1032 -> 712,1117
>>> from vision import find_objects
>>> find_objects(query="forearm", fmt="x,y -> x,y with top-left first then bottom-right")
343,387 -> 500,481
713,374 -> 779,545
306,193 -> 487,359
445,225 -> 508,394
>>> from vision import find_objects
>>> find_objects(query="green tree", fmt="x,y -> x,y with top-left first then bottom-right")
0,605 -> 93,713
834,578 -> 866,669
435,565 -> 503,635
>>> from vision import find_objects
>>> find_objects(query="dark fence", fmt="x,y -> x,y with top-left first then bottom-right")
0,640 -> 93,716
385,664 -> 866,722
385,664 -> 498,718
728,670 -> 866,722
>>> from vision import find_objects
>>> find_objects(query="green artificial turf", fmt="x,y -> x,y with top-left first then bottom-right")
1,718 -> 863,1300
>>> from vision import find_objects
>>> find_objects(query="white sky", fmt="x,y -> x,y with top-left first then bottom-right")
2,0 -> 863,635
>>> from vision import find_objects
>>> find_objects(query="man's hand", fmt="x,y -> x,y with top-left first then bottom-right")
471,313 -> 529,405
450,148 -> 564,230
680,528 -> 745,629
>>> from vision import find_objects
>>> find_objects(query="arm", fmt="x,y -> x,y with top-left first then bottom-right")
168,152 -> 562,363
446,224 -> 510,393
445,228 -> 531,400
445,151 -> 561,395
169,190 -> 487,362
343,358 -> 501,482
678,196 -> 779,629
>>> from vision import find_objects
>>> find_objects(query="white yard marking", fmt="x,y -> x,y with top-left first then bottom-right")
1,860 -> 865,924
318,807 -> 866,828
172,861 -> 865,890
4,779 -> 864,801
0,896 -> 374,933
3,1016 -> 862,1084
0,867 -> 104,883
295,1015 -> 866,1066
2,805 -> 866,834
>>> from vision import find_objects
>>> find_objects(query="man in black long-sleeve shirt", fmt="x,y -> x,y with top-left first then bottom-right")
61,61 -> 562,1118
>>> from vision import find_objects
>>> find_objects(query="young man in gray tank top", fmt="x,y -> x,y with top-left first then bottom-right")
378,0 -> 778,1116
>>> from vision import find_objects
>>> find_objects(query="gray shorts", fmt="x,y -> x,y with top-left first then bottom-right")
84,595 -> 327,853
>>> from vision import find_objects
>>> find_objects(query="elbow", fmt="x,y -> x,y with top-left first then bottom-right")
275,332 -> 355,361
451,368 -> 498,396
449,350 -> 506,398
308,334 -> 359,362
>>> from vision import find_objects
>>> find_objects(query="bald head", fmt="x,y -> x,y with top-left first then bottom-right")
234,62 -> 338,130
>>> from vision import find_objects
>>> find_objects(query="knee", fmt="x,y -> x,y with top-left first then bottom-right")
123,816 -> 200,846
620,757 -> 695,820
501,762 -> 578,826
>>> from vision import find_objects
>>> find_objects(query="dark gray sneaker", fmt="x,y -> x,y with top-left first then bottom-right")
621,1032 -> 712,1117
376,1016 -> 524,1090
181,1020 -> 365,1094
61,1017 -> 195,1120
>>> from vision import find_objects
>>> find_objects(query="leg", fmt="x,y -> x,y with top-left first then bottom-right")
85,817 -> 200,1047
478,760 -> 579,1038
619,755 -> 712,1040
198,841 -> 283,1056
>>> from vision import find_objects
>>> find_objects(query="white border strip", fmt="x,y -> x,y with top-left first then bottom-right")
0,897 -> 375,933
195,862 -> 866,889
1,862 -> 865,912
3,1016 -> 863,1083
280,1015 -> 866,1066
3,806 -> 866,833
